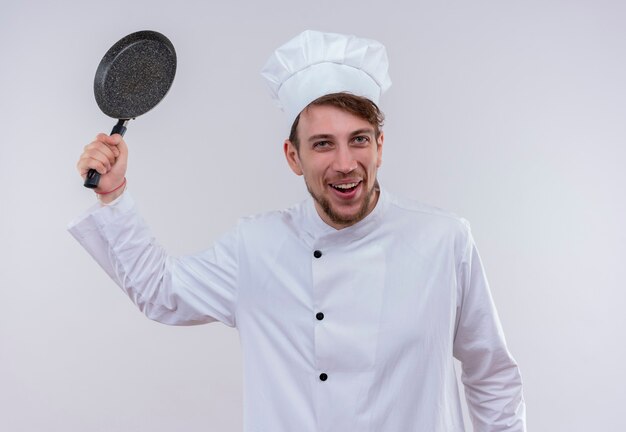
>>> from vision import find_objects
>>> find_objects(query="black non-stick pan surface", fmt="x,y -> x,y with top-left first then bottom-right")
84,30 -> 176,188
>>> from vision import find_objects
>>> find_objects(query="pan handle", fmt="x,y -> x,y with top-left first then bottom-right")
83,119 -> 129,189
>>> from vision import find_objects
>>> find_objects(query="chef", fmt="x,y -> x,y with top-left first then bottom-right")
69,30 -> 526,431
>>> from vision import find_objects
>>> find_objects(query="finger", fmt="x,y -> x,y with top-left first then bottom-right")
115,136 -> 128,157
77,154 -> 109,176
82,149 -> 112,172
84,141 -> 118,165
81,147 -> 116,172
107,143 -> 120,158
99,133 -> 124,147
95,143 -> 118,164
97,133 -> 127,157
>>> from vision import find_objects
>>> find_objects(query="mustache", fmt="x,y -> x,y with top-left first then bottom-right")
326,170 -> 366,183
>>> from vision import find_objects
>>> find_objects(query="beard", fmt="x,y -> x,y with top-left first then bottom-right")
306,178 -> 380,228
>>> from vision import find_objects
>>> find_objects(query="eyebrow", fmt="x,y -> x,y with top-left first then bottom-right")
350,128 -> 375,137
307,134 -> 334,143
306,129 -> 375,143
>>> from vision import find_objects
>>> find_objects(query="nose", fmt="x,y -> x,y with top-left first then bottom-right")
332,144 -> 358,174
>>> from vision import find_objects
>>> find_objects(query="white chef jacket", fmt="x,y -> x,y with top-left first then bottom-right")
68,187 -> 526,432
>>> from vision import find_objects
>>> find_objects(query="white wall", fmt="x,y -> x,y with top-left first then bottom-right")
1,0 -> 625,430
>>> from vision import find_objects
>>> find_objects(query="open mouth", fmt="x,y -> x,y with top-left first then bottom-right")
330,181 -> 360,194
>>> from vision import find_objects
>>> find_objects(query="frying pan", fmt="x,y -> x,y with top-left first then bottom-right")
84,30 -> 177,188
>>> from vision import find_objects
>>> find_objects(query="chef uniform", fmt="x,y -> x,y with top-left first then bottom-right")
69,31 -> 526,432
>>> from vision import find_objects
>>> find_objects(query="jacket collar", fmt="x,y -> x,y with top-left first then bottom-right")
301,186 -> 390,247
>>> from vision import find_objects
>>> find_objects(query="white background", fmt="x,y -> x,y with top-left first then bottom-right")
1,0 -> 625,431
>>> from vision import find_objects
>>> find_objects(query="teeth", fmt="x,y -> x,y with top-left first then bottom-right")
333,182 -> 359,190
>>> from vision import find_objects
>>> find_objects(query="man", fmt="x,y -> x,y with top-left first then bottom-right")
70,31 -> 526,431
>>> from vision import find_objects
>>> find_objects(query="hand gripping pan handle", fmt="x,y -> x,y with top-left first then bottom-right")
83,120 -> 129,188
84,30 -> 177,189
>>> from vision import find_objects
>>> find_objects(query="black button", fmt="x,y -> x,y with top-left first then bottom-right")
313,250 -> 322,258
316,312 -> 324,321
319,373 -> 328,381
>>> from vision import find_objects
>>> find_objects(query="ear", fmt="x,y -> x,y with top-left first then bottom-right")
376,132 -> 384,168
284,140 -> 303,176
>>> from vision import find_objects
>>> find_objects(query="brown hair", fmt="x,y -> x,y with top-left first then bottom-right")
288,92 -> 385,151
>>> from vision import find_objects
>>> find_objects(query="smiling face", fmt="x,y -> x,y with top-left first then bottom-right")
284,104 -> 384,229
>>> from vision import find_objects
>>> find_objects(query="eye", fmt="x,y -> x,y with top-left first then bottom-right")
353,135 -> 370,145
313,141 -> 331,149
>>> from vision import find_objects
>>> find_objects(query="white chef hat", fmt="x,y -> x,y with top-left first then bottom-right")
261,30 -> 392,124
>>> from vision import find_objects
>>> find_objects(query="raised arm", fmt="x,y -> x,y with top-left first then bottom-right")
69,134 -> 238,327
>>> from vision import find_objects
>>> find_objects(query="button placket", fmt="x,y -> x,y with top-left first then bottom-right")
313,249 -> 325,324
312,246 -> 330,384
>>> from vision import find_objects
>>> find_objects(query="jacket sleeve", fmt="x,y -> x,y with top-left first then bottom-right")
67,192 -> 238,327
452,223 -> 526,431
